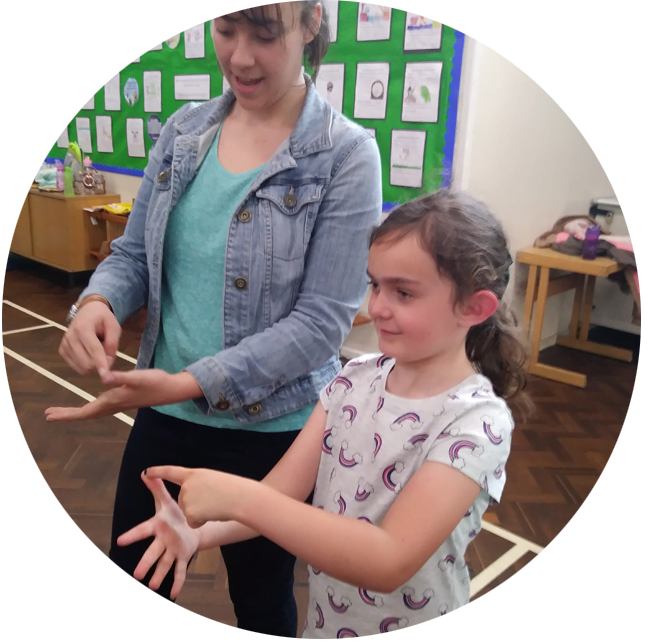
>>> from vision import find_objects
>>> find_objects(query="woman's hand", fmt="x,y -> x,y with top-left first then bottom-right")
44,370 -> 202,422
146,466 -> 254,529
60,300 -> 122,382
117,472 -> 201,599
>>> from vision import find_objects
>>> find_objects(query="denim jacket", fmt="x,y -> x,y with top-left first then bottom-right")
81,83 -> 382,424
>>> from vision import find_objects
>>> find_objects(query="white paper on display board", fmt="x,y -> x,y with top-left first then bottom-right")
322,0 -> 339,42
149,43 -> 163,51
75,117 -> 92,154
390,129 -> 426,188
315,63 -> 345,113
403,13 -> 443,51
82,95 -> 95,110
364,127 -> 376,138
222,75 -> 230,94
57,127 -> 69,149
143,70 -> 162,113
356,3 -> 392,42
184,23 -> 205,59
401,61 -> 443,123
174,74 -> 211,101
126,118 -> 146,157
96,115 -> 114,153
104,73 -> 121,111
354,62 -> 390,120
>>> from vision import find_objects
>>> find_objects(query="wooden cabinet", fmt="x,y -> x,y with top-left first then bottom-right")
10,188 -> 120,274
10,195 -> 33,257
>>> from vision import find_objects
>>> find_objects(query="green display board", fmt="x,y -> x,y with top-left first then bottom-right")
47,2 -> 463,204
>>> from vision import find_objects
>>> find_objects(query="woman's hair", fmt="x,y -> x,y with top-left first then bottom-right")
370,189 -> 531,413
220,2 -> 330,81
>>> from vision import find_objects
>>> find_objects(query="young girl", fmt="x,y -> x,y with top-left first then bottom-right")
118,189 -> 528,636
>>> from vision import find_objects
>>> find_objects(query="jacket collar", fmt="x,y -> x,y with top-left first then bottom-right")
173,78 -> 333,159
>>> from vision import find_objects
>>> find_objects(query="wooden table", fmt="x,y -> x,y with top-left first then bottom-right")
517,247 -> 633,387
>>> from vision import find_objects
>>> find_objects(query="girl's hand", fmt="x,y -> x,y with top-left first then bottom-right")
146,466 -> 252,529
44,370 -> 202,422
117,471 -> 201,599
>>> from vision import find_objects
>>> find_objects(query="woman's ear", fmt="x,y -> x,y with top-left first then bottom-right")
458,290 -> 499,328
304,2 -> 323,44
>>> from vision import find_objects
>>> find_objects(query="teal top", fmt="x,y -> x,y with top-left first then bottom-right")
152,125 -> 314,431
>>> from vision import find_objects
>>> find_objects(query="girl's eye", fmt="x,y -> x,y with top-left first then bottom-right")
216,30 -> 234,38
369,280 -> 378,290
398,290 -> 411,299
257,35 -> 276,43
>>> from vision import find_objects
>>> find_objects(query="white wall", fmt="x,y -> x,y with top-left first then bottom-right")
103,172 -> 142,205
342,38 -> 626,358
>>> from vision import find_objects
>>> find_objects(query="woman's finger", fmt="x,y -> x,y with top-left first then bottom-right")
133,539 -> 165,581
62,333 -> 96,375
148,551 -> 175,592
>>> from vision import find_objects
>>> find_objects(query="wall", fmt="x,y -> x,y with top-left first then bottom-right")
342,37 -> 625,358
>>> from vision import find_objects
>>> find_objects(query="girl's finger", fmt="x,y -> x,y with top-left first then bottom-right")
141,473 -> 174,507
133,539 -> 165,581
148,551 -> 175,592
116,520 -> 155,547
170,559 -> 188,600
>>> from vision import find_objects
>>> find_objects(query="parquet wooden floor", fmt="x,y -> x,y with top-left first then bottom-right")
2,266 -> 638,632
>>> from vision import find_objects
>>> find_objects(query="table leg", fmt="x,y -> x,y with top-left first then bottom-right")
568,274 -> 586,340
522,264 -> 538,339
579,275 -> 597,341
529,267 -> 550,366
528,266 -> 588,387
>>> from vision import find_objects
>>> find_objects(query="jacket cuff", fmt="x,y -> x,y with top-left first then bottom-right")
185,357 -> 240,416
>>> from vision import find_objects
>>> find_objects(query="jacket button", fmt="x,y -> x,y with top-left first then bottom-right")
158,170 -> 169,181
215,399 -> 230,411
238,209 -> 252,222
247,403 -> 262,415
283,193 -> 297,207
235,277 -> 248,290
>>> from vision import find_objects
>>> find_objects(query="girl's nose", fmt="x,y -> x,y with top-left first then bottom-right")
369,291 -> 392,320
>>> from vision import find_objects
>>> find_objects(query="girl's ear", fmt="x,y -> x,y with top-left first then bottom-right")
457,290 -> 499,328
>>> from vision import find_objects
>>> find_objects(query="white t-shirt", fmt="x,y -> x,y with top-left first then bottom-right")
302,354 -> 514,638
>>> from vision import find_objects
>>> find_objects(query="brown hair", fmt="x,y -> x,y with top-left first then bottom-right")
370,189 -> 532,413
219,2 -> 330,81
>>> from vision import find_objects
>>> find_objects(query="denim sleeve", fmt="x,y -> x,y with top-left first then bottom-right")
78,104 -> 193,323
186,134 -> 383,414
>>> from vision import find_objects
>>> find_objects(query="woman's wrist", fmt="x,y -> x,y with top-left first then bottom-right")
78,294 -> 113,313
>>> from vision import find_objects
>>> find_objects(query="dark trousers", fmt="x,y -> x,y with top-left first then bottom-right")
109,407 -> 301,637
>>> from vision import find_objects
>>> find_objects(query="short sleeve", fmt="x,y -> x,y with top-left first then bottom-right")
318,354 -> 379,414
426,399 -> 513,503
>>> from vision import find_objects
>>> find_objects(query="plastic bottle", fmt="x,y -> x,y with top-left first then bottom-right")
581,225 -> 600,260
63,166 -> 75,197
56,165 -> 65,191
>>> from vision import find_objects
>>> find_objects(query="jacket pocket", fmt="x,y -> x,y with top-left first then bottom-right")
255,182 -> 323,261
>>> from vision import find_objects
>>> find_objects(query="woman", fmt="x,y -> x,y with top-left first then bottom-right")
47,2 -> 382,636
